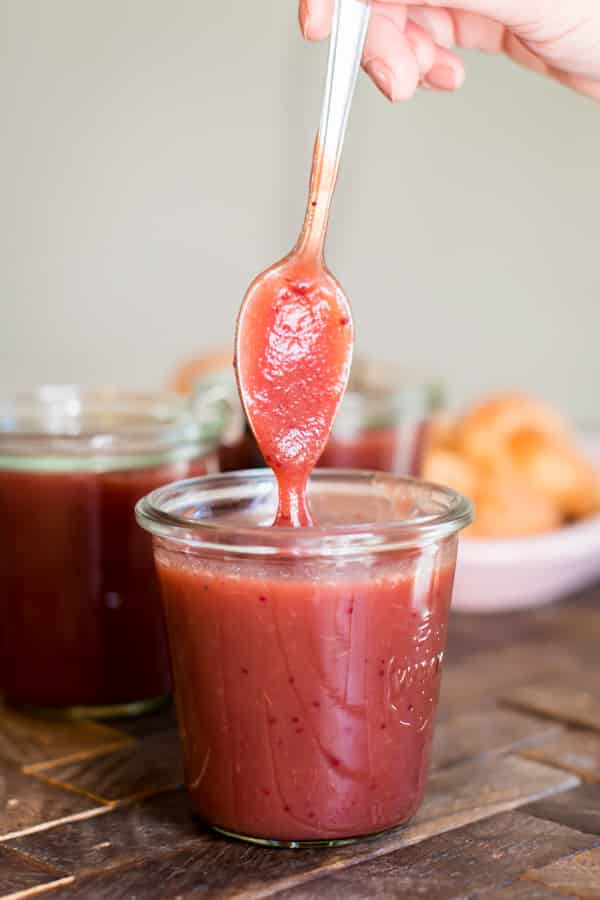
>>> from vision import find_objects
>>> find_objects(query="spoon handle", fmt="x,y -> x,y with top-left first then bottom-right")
318,0 -> 371,175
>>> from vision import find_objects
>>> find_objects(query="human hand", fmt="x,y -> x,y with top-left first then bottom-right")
298,0 -> 600,100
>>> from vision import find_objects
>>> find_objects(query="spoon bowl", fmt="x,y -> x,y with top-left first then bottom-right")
236,256 -> 353,526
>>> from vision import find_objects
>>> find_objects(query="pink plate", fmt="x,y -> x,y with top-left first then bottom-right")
452,435 -> 600,613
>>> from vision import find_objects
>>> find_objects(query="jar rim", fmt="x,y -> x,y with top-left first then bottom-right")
0,385 -> 223,472
136,469 -> 473,558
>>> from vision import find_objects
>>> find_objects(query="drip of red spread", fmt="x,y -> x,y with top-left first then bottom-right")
235,143 -> 352,526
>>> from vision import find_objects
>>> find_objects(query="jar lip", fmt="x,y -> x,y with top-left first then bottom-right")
136,469 -> 473,557
0,385 -> 223,471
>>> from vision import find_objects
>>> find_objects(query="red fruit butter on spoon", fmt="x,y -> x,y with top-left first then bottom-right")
236,0 -> 371,526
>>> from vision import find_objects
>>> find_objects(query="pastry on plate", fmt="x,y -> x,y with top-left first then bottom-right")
424,392 -> 600,538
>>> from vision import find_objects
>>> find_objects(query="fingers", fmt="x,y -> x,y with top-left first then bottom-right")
301,0 -> 466,100
422,44 -> 465,90
301,0 -> 600,102
451,10 -> 505,52
400,0 -> 526,30
404,21 -> 436,76
407,6 -> 455,48
408,7 -> 506,53
299,0 -> 333,41
302,0 -> 526,36
362,5 -> 419,100
300,0 -> 521,50
362,11 -> 464,99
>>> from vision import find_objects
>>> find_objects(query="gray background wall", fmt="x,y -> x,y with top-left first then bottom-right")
1,1 -> 598,419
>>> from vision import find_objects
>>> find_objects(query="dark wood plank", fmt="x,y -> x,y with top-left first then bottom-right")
444,594 -> 600,699
413,754 -> 579,847
0,760 -> 103,841
523,847 -> 600,898
4,790 -> 203,874
431,706 -> 561,771
0,845 -> 67,896
0,705 -> 130,770
276,812 -> 597,900
447,587 -> 600,672
502,673 -> 600,732
547,602 -> 600,647
483,883 -> 575,899
23,757 -> 580,900
446,609 -> 549,663
439,644 -> 581,713
521,729 -> 600,782
34,732 -> 183,804
525,784 -> 600,837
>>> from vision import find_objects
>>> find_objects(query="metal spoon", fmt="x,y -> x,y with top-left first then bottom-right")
235,0 -> 372,527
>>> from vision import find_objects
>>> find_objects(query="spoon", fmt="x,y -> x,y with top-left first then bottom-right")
235,0 -> 372,527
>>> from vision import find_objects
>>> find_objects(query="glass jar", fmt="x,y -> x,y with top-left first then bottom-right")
137,469 -> 472,846
193,370 -> 264,472
319,359 -> 443,476
0,386 -> 220,717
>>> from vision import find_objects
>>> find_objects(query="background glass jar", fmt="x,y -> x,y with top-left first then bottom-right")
192,370 -> 264,472
319,358 -> 443,476
0,386 -> 220,717
137,469 -> 472,846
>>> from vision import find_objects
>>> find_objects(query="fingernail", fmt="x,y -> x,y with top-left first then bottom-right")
425,65 -> 458,91
364,59 -> 395,101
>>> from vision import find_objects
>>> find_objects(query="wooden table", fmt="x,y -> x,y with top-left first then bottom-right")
3,588 -> 600,899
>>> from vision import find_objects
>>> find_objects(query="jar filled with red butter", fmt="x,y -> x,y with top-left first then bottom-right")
137,469 -> 472,846
0,386 -> 220,717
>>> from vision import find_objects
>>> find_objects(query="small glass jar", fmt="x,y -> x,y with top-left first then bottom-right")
137,469 -> 472,846
319,359 -> 443,476
193,370 -> 264,472
0,386 -> 220,717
